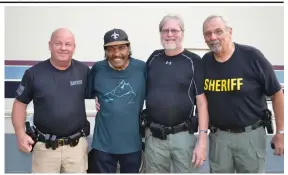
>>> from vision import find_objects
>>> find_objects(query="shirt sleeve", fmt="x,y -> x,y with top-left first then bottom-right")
87,64 -> 97,98
194,58 -> 205,96
251,49 -> 281,96
85,66 -> 92,99
145,51 -> 156,100
15,70 -> 33,104
146,50 -> 156,67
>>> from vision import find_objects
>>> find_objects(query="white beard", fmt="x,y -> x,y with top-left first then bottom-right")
163,43 -> 177,50
210,45 -> 222,53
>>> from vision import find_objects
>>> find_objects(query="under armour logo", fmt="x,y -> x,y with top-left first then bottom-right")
166,61 -> 172,65
111,32 -> 119,40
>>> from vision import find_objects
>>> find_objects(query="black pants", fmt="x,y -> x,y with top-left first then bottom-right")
87,149 -> 142,173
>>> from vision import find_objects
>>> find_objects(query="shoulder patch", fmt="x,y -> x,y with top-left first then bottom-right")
16,84 -> 25,96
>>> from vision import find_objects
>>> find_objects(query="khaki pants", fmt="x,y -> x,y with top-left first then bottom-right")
209,126 -> 267,173
32,137 -> 88,173
144,129 -> 199,173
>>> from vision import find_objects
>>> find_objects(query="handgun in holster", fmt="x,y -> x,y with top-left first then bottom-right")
139,109 -> 149,138
187,116 -> 199,134
261,109 -> 277,150
69,132 -> 82,147
25,121 -> 38,152
150,122 -> 168,140
81,120 -> 90,137
262,109 -> 274,134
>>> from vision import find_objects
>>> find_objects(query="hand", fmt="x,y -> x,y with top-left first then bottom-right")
192,141 -> 207,168
16,132 -> 35,153
271,133 -> 284,156
95,97 -> 100,112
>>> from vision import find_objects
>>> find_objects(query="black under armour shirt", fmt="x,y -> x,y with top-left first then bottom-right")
146,49 -> 204,126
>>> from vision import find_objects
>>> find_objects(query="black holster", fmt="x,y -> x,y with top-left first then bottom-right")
150,122 -> 168,140
45,134 -> 51,149
187,116 -> 199,134
50,135 -> 57,150
262,109 -> 274,134
68,121 -> 90,147
68,132 -> 82,147
139,109 -> 149,138
82,120 -> 90,137
25,121 -> 38,152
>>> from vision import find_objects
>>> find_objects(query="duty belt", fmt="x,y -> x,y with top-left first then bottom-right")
149,121 -> 192,140
37,129 -> 86,148
210,120 -> 264,133
37,134 -> 72,146
165,122 -> 189,135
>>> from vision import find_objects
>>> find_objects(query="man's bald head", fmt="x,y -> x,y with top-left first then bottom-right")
50,28 -> 75,43
49,28 -> 76,66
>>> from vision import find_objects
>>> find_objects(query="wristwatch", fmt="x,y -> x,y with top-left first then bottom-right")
276,130 -> 284,135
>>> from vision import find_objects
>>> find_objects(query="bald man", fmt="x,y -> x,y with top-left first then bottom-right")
11,28 -> 91,173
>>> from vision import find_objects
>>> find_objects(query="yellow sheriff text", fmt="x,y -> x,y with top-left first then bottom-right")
204,78 -> 243,91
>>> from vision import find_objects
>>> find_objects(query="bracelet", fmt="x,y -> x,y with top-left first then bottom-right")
199,130 -> 208,134
277,130 -> 284,135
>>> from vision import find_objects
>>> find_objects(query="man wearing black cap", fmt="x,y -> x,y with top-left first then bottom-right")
87,29 -> 146,173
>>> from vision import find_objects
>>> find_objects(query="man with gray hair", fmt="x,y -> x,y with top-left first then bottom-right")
144,14 -> 209,173
202,15 -> 284,173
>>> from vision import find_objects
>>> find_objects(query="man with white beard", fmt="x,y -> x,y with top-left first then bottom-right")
144,14 -> 209,173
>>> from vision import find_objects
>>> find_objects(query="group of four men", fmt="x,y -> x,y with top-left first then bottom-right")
12,14 -> 284,173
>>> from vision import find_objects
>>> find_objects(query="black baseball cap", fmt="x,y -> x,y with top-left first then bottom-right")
103,28 -> 130,46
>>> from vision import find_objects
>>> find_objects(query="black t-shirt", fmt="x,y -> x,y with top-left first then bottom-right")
16,59 -> 90,137
146,49 -> 204,126
202,43 -> 281,129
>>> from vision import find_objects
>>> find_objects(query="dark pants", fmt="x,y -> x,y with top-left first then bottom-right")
87,148 -> 141,173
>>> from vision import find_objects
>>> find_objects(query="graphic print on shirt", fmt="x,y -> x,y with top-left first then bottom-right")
104,80 -> 136,103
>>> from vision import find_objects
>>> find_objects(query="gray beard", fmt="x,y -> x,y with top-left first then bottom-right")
163,43 -> 177,50
210,45 -> 222,53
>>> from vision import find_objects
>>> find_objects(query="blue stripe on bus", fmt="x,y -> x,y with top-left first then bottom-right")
5,66 -> 30,79
275,71 -> 284,84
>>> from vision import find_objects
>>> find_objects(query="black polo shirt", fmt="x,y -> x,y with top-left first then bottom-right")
16,59 -> 90,137
146,49 -> 204,126
202,43 -> 281,129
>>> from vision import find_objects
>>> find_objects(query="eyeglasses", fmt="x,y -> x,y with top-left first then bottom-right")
161,29 -> 182,35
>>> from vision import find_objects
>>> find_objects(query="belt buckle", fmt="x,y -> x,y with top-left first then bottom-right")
58,139 -> 65,146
